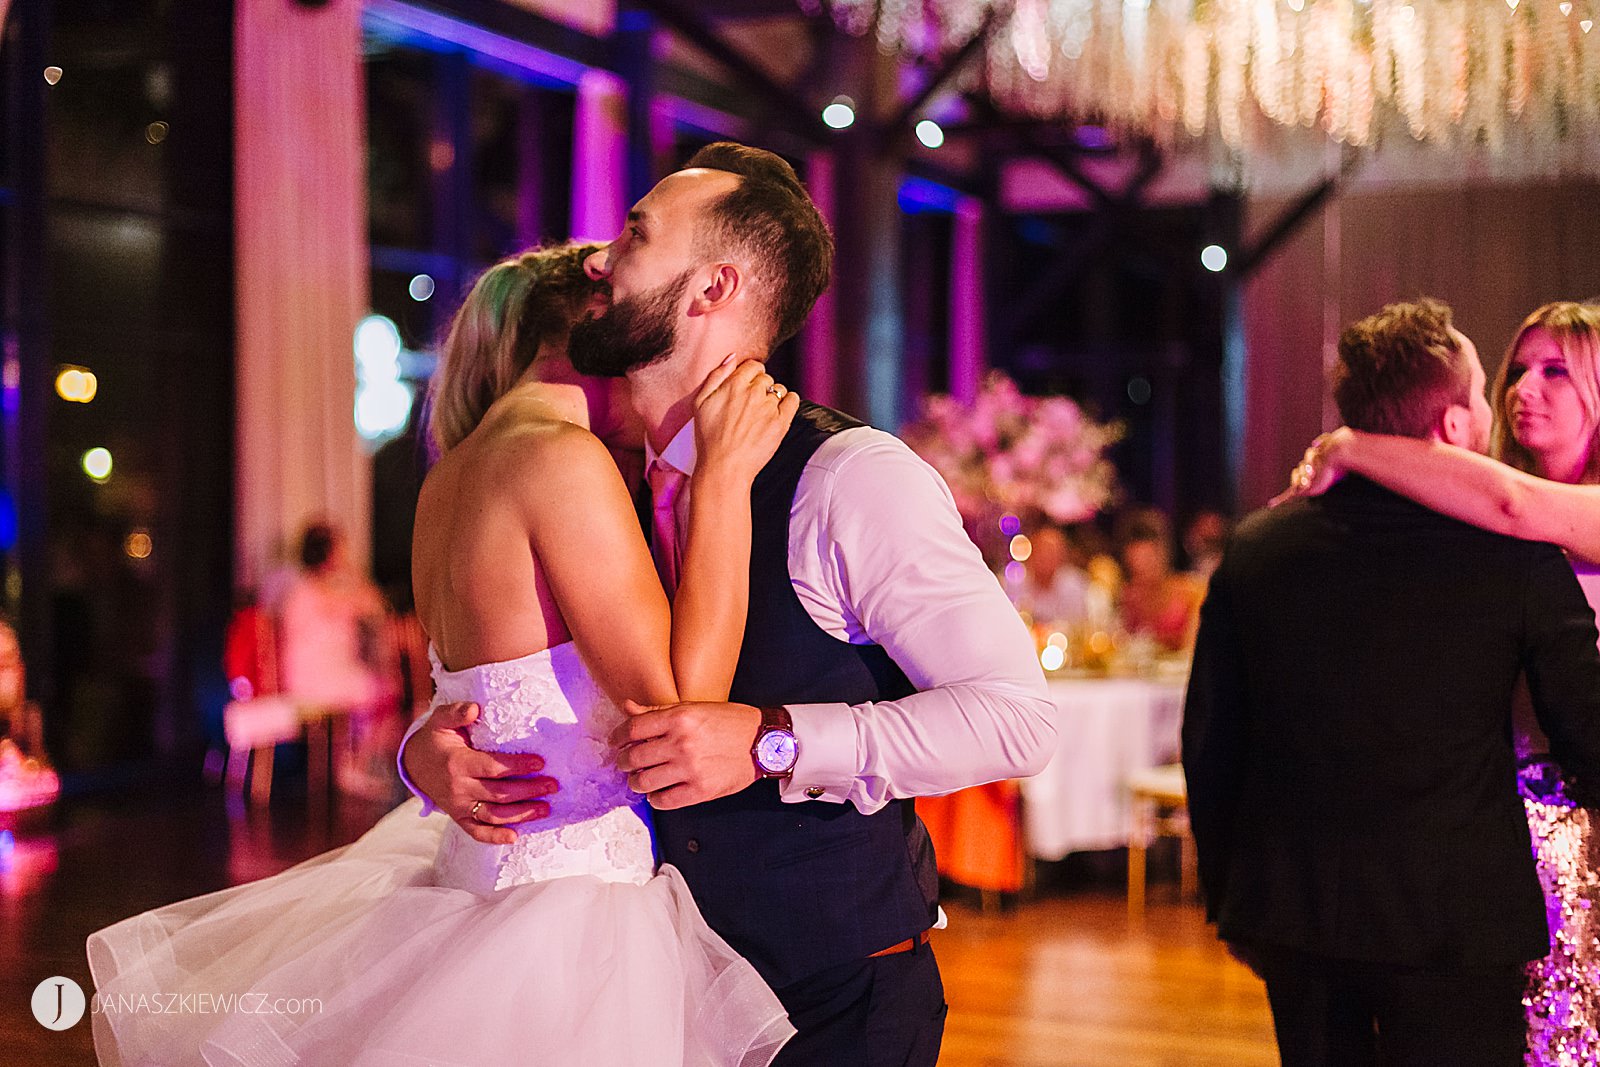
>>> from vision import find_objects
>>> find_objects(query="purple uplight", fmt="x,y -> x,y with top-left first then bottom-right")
1076,125 -> 1112,150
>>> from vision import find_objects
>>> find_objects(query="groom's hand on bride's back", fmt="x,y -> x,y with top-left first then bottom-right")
404,701 -> 559,845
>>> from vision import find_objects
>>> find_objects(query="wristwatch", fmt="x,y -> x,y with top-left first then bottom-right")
751,705 -> 799,779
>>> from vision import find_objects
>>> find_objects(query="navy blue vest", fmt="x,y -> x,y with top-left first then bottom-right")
652,402 -> 940,990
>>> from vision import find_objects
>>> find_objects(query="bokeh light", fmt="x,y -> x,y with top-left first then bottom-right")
1201,244 -> 1229,272
125,531 -> 153,559
1009,533 -> 1033,562
354,314 -> 414,443
408,274 -> 435,301
915,119 -> 945,149
146,122 -> 170,145
999,514 -> 1021,536
1040,645 -> 1066,671
55,366 -> 98,403
355,379 -> 415,440
822,98 -> 856,130
43,67 -> 62,86
354,314 -> 402,373
83,447 -> 113,482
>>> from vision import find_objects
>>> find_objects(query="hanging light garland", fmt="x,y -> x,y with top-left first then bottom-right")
804,0 -> 1600,152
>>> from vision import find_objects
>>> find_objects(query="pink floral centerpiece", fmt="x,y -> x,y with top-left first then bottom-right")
901,372 -> 1121,556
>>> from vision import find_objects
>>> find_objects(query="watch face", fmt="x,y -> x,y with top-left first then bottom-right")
756,730 -> 798,773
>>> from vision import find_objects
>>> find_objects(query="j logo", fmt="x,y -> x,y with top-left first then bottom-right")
31,976 -> 86,1030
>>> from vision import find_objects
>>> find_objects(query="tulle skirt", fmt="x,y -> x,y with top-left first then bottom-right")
87,800 -> 793,1067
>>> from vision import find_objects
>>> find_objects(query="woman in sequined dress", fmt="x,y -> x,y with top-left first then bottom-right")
1280,301 -> 1600,1065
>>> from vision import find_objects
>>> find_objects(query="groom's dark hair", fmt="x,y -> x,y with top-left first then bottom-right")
1332,298 -> 1475,439
684,142 -> 833,351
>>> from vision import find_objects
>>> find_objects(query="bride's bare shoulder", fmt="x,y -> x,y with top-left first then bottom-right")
446,403 -> 619,500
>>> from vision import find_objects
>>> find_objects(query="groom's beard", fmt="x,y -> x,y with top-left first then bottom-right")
568,270 -> 692,379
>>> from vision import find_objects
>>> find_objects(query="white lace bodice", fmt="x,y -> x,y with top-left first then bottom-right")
428,643 -> 656,893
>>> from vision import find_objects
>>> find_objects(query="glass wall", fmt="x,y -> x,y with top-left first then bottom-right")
2,0 -> 235,779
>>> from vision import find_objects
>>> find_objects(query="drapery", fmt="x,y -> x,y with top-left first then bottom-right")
234,0 -> 370,585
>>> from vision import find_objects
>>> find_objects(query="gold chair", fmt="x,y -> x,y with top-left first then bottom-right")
1126,763 -> 1197,915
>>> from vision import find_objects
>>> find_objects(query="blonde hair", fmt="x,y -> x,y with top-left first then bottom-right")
427,243 -> 601,454
1490,301 -> 1600,484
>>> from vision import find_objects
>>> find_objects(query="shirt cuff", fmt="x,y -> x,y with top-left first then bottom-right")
779,702 -> 857,804
396,710 -> 437,817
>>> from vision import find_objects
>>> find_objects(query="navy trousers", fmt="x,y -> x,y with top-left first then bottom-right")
770,939 -> 946,1067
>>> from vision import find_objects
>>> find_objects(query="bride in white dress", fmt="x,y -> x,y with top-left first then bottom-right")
87,243 -> 799,1067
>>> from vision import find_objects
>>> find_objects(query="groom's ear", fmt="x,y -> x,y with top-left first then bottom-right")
1436,403 -> 1472,448
687,263 -> 742,317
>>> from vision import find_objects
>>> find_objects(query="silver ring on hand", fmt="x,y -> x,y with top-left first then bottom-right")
469,800 -> 484,821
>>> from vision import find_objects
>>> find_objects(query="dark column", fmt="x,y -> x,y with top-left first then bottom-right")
151,0 -> 235,761
3,0 -> 53,708
516,88 -> 548,248
431,50 -> 473,292
616,6 -> 658,207
829,38 -> 904,428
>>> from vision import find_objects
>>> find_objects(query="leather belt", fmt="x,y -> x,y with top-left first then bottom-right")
868,929 -> 932,958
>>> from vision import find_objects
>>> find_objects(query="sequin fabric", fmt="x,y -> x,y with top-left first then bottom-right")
1520,757 -> 1600,1066
428,643 -> 657,894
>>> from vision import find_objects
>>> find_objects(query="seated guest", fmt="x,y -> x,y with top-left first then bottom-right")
1014,523 -> 1091,626
1115,508 -> 1203,652
1181,509 -> 1231,581
279,521 -> 398,797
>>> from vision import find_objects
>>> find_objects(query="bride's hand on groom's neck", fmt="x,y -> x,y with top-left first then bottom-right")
405,701 -> 559,845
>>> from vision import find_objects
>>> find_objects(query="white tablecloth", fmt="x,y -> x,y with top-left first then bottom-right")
1021,676 -> 1187,860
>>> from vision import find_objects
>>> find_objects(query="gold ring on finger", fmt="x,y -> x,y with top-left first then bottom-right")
469,800 -> 484,820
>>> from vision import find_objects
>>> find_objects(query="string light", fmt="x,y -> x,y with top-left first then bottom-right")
815,0 -> 1600,153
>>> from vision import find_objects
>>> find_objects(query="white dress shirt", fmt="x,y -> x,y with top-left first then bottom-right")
400,420 -> 1055,816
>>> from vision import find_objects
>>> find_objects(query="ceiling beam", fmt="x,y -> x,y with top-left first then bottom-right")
628,0 -> 831,143
883,4 -> 1008,135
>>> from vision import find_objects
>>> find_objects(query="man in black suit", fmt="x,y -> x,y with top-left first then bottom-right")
1182,298 -> 1600,1066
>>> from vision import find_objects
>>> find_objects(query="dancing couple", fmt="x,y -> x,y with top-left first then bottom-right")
1185,298 -> 1600,1066
86,142 -> 1055,1066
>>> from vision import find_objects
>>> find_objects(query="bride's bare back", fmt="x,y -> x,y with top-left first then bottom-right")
412,389 -> 678,705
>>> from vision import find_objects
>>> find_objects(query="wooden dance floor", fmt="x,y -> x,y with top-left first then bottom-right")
0,786 -> 1276,1066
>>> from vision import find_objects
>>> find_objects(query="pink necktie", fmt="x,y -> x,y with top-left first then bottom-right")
647,460 -> 687,596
